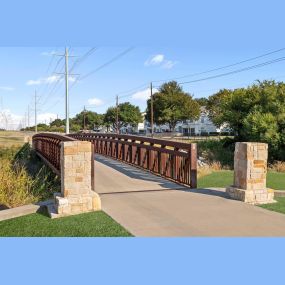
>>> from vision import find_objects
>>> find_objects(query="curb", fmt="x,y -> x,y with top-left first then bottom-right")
274,190 -> 285,198
0,200 -> 53,222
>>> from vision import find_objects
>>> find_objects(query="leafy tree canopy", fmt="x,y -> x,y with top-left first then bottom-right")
104,102 -> 142,130
73,110 -> 104,130
145,81 -> 200,131
206,80 -> 285,160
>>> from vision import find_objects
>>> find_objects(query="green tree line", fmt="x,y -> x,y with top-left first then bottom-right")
22,79 -> 285,160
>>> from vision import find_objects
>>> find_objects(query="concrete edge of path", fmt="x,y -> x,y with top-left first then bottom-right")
274,190 -> 285,198
0,200 -> 53,222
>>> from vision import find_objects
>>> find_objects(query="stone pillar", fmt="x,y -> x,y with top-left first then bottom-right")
226,142 -> 275,204
48,140 -> 101,218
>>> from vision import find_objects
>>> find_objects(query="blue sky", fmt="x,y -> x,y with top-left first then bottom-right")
1,45 -> 285,129
1,0 -> 285,129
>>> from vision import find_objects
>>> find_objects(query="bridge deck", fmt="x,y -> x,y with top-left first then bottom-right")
95,154 -> 285,237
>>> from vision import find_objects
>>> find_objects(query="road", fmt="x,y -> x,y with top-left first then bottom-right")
95,154 -> 285,237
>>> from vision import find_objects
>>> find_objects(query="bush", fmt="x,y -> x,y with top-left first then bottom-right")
206,80 -> 285,162
197,139 -> 234,169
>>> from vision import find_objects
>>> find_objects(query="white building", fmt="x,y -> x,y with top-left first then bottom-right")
119,108 -> 230,135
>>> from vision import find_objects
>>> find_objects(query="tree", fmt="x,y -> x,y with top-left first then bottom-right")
195,97 -> 208,107
72,110 -> 104,130
145,81 -> 200,131
103,102 -> 142,131
206,80 -> 285,160
206,89 -> 233,129
50,118 -> 64,128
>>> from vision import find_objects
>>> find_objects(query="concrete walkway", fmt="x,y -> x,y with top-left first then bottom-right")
95,155 -> 285,237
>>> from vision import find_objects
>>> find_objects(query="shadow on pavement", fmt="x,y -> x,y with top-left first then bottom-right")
95,155 -> 231,200
95,154 -> 186,190
189,188 -> 230,199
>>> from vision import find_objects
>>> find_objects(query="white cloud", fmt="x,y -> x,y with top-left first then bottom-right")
45,75 -> 61,84
132,88 -> 159,101
87,97 -> 104,106
37,113 -> 57,124
26,75 -> 76,86
162,60 -> 177,69
26,76 -> 60,86
26,79 -> 42,86
41,50 -> 56,56
144,54 -> 177,69
68,76 -> 76,83
144,54 -> 165,66
0,86 -> 15,91
0,109 -> 23,130
0,109 -> 58,130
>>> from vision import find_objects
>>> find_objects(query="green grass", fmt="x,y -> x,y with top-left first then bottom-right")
259,197 -> 285,214
267,172 -> 285,190
198,170 -> 285,190
198,170 -> 233,188
0,209 -> 132,237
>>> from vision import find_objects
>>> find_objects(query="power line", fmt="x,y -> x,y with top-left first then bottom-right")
39,59 -> 66,107
117,82 -> 149,96
34,90 -> 38,133
37,56 -> 65,106
69,47 -> 98,73
189,75 -> 285,97
112,47 -> 285,101
177,56 -> 285,86
112,56 -> 285,115
152,47 -> 285,83
78,47 -> 134,82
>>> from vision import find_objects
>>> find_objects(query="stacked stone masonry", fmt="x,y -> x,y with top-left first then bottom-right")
226,142 -> 275,204
48,140 -> 101,218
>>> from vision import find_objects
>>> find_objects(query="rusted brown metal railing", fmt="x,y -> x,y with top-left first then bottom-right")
32,133 -> 76,176
68,133 -> 197,188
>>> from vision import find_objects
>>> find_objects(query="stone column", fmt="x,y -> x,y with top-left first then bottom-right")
48,140 -> 101,218
226,142 -> 275,204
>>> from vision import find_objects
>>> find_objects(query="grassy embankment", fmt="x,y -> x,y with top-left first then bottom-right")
0,143 -> 60,209
0,131 -> 132,237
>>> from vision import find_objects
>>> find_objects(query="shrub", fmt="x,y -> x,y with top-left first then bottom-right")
197,139 -> 234,169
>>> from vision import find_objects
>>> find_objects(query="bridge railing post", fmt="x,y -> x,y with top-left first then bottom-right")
190,143 -> 197,188
48,140 -> 101,218
226,142 -> 275,204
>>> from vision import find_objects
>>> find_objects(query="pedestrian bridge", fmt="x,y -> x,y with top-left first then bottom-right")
32,132 -> 285,236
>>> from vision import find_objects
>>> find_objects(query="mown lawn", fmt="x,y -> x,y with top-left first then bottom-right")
0,209 -> 132,237
198,170 -> 285,190
259,197 -> 285,214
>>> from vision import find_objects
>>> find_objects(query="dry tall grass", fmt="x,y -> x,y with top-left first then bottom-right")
269,161 -> 285,173
0,144 -> 60,209
197,161 -> 224,178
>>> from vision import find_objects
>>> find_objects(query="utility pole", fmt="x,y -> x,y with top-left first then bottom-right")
150,82 -> 154,137
83,105 -> 86,130
116,95 -> 119,134
54,47 -> 78,134
0,96 -> 3,111
34,90 -> 38,133
65,47 -> 70,134
24,112 -> 27,129
27,105 -> 30,128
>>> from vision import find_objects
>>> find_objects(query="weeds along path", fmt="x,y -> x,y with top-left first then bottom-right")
0,143 -> 60,209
